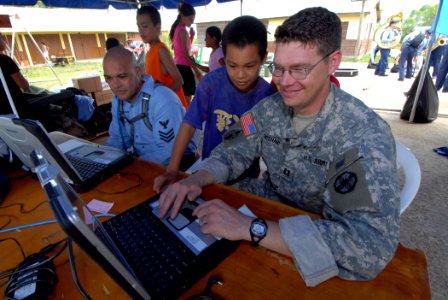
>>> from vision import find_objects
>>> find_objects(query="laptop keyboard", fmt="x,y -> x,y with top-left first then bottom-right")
100,201 -> 197,296
65,154 -> 107,180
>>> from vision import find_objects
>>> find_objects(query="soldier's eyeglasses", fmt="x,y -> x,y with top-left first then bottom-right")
268,51 -> 335,80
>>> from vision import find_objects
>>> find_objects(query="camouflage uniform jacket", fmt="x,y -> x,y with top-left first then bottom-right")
198,84 -> 400,286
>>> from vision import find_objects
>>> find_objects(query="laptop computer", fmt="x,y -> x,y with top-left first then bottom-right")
0,116 -> 133,192
32,151 -> 239,299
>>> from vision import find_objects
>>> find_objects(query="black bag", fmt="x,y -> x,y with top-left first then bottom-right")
23,88 -> 111,138
390,64 -> 399,73
400,69 -> 439,123
409,32 -> 425,49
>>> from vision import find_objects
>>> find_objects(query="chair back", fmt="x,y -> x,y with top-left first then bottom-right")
396,142 -> 421,214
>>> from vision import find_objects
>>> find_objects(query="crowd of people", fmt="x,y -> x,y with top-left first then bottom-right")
3,3 -> 442,288
370,20 -> 448,91
96,5 -> 402,287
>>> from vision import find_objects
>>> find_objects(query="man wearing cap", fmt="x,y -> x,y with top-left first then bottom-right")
375,20 -> 400,76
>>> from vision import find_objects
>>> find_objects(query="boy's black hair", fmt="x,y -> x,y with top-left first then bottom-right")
275,7 -> 341,56
206,26 -> 222,44
137,5 -> 161,26
169,3 -> 196,42
221,15 -> 267,59
105,37 -> 120,50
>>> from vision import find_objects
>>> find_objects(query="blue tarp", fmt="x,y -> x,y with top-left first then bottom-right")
0,0 -> 237,10
436,0 -> 448,35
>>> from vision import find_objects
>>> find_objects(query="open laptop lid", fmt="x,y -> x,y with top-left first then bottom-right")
32,151 -> 151,300
0,116 -> 132,191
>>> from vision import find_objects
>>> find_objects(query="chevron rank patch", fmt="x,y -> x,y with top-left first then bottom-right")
159,129 -> 174,142
159,120 -> 174,143
240,112 -> 257,136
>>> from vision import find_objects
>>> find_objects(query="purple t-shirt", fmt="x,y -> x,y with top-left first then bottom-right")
183,67 -> 274,159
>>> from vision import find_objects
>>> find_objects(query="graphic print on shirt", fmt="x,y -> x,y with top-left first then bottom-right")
158,119 -> 174,143
214,109 -> 239,132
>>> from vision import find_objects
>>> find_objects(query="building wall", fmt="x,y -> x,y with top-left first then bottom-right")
2,32 -> 135,66
2,11 -> 377,66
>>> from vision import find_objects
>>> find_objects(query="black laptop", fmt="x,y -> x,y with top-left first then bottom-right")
32,151 -> 239,299
0,116 -> 133,192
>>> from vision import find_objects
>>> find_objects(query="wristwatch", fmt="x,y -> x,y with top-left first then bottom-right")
250,218 -> 268,246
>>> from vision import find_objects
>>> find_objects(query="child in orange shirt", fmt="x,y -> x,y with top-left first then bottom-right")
137,5 -> 188,109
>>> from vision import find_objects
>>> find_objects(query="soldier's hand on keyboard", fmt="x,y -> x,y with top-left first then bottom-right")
193,199 -> 252,241
158,177 -> 203,219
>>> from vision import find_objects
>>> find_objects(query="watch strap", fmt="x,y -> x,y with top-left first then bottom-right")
250,218 -> 268,247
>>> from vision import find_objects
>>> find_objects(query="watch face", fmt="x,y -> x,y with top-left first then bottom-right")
252,222 -> 266,236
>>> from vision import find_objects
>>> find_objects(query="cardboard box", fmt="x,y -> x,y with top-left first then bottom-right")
72,75 -> 102,93
92,88 -> 113,106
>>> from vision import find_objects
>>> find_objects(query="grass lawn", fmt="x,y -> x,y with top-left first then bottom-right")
19,53 -> 393,93
22,60 -> 103,92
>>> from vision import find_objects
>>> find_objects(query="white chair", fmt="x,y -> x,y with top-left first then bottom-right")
396,142 -> 421,214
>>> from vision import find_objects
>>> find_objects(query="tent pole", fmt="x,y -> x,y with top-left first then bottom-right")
0,67 -> 20,117
14,14 -> 63,85
408,0 -> 442,123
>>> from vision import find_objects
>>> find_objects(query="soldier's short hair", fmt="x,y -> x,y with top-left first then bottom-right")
274,7 -> 341,56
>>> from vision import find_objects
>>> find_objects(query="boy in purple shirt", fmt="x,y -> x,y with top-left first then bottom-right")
154,16 -> 274,192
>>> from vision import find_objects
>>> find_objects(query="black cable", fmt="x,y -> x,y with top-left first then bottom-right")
67,238 -> 92,300
7,171 -> 32,180
0,239 -> 67,280
0,200 -> 48,214
186,275 -> 223,300
0,237 -> 26,260
2,239 -> 65,299
0,215 -> 13,230
93,172 -> 142,194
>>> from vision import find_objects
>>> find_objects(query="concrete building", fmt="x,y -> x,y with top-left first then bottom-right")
0,0 -> 387,66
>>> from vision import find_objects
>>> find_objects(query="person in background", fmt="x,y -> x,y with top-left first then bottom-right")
192,26 -> 225,73
103,46 -> 196,169
169,3 -> 198,105
397,29 -> 429,81
106,37 -> 121,51
154,15 -> 274,192
427,33 -> 445,78
137,5 -> 188,109
375,20 -> 400,77
157,7 -> 399,287
367,43 -> 379,69
435,43 -> 448,93
40,41 -> 50,62
1,33 -> 30,115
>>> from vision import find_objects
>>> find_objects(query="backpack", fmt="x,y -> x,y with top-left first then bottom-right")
409,32 -> 425,49
118,82 -> 163,132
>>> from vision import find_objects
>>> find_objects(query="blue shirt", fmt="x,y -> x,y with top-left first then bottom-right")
183,67 -> 274,158
402,30 -> 429,55
107,75 -> 196,165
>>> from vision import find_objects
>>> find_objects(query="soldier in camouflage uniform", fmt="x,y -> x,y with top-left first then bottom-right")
158,7 -> 400,287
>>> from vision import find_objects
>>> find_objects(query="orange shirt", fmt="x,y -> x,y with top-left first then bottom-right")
145,42 -> 188,109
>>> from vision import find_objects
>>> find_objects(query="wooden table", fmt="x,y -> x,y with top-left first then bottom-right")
0,159 -> 431,299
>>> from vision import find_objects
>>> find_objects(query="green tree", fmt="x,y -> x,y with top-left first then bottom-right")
401,4 -> 438,39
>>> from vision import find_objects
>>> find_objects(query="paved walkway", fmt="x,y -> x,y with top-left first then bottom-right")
337,62 -> 448,115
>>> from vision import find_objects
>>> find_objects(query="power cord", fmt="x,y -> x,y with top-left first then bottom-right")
0,200 -> 48,214
93,172 -> 142,194
67,238 -> 92,300
2,239 -> 67,300
186,275 -> 224,300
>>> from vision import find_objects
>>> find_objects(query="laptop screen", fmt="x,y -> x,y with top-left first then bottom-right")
0,116 -> 133,192
32,151 -> 151,299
